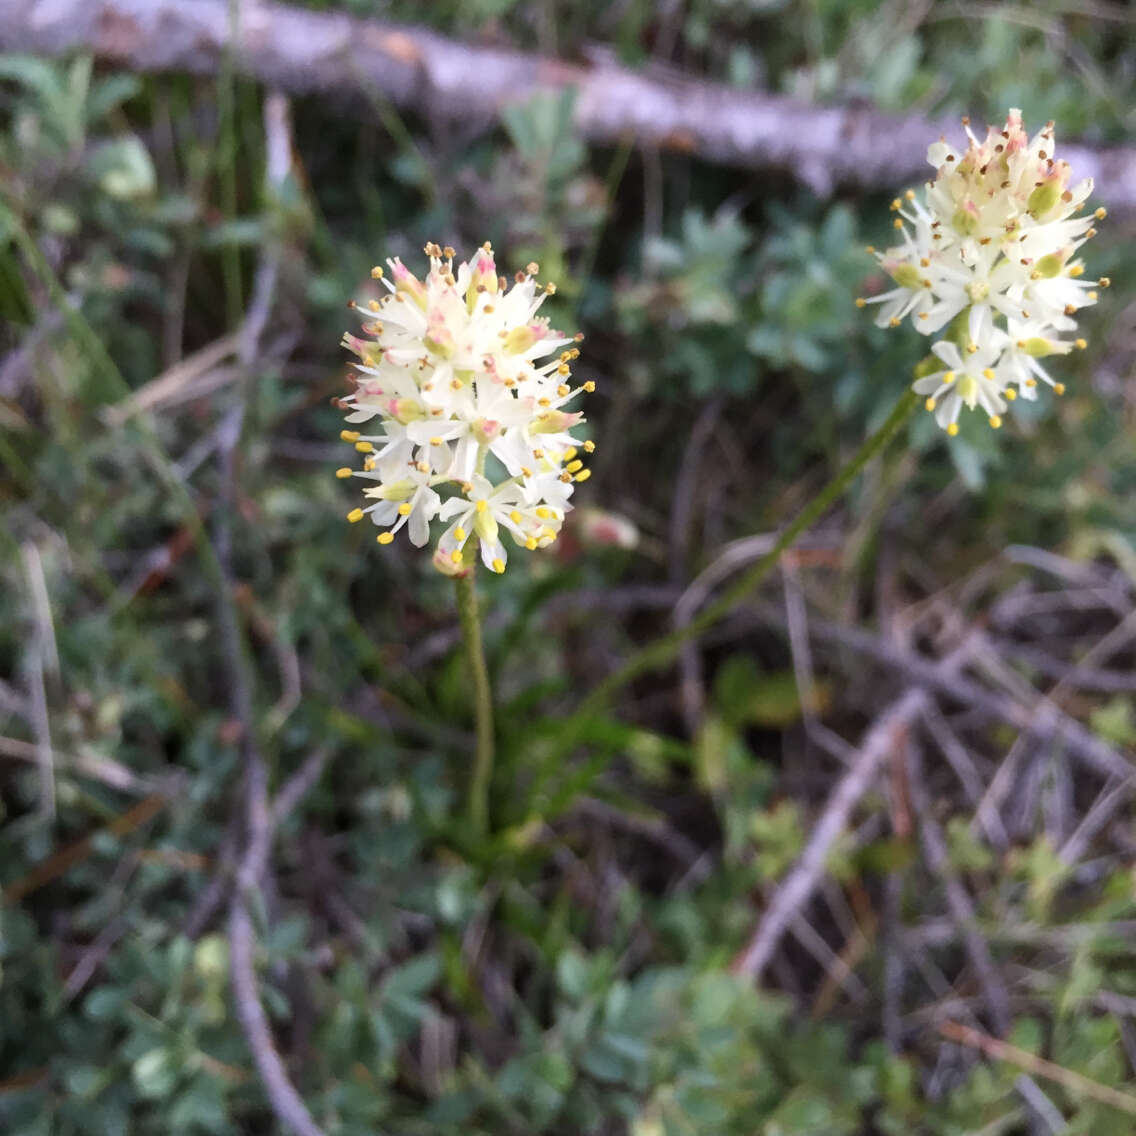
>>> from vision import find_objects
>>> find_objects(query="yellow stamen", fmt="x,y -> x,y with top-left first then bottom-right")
450,550 -> 462,564
454,527 -> 466,542
989,416 -> 1002,429
583,381 -> 596,392
1005,389 -> 1017,401
509,510 -> 522,523
377,532 -> 394,544
398,503 -> 412,516
1075,338 -> 1087,349
1054,383 -> 1066,395
574,469 -> 592,483
371,266 -> 384,279
525,538 -> 537,551
943,371 -> 955,383
947,423 -> 959,436
492,558 -> 505,573
429,436 -> 443,445
347,508 -> 365,523
335,467 -> 353,479
565,459 -> 583,473
355,441 -> 373,453
855,298 -> 866,308
583,440 -> 595,453
925,398 -> 937,412
340,430 -> 360,442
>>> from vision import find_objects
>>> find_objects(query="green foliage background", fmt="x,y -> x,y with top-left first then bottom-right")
2,3 -> 1136,1133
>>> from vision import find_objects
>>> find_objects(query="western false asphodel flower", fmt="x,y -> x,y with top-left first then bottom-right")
859,108 -> 1107,434
334,242 -> 593,573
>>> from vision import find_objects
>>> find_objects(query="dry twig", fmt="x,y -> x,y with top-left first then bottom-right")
4,0 -> 1136,207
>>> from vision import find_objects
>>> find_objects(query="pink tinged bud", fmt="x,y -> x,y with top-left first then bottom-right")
392,260 -> 427,309
575,508 -> 638,550
387,398 -> 426,424
531,410 -> 583,435
424,315 -> 456,359
503,323 -> 546,355
472,418 -> 501,444
433,546 -> 470,577
473,252 -> 498,293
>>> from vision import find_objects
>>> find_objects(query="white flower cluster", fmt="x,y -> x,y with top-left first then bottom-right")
860,108 -> 1107,434
335,243 -> 593,575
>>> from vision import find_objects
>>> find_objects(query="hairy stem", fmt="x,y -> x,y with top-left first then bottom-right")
455,565 -> 495,834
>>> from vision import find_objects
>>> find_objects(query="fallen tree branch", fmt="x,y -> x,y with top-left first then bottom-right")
3,0 -> 1136,207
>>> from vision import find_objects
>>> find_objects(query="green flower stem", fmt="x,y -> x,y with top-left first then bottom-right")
455,563 -> 496,834
575,389 -> 920,720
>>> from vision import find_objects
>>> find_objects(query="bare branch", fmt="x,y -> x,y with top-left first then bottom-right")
3,0 -> 1136,208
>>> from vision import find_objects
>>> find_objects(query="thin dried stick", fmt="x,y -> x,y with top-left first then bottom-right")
941,1020 -> 1136,1118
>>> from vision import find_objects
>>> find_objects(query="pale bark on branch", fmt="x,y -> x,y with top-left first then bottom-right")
3,0 -> 1136,208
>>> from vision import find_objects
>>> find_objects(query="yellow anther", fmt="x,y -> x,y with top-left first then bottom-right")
347,508 -> 365,523
535,507 -> 550,519
1095,207 -> 1107,220
492,558 -> 505,573
1025,378 -> 1037,387
947,423 -> 959,436
340,430 -> 361,442
371,265 -> 384,279
368,300 -> 380,312
989,416 -> 1002,429
1087,291 -> 1098,302
583,440 -> 595,453
1100,276 -> 1111,288
450,378 -> 462,390
377,531 -> 394,544
1075,338 -> 1087,349
890,198 -> 902,211
574,469 -> 592,483
526,261 -> 539,275
1005,388 -> 1017,401
355,441 -> 374,453
335,467 -> 353,479
583,381 -> 596,392
475,500 -> 487,513
450,549 -> 463,564
544,282 -> 557,295
397,503 -> 412,516
905,189 -> 916,200
509,510 -> 522,523
983,368 -> 995,380
429,436 -> 443,446
925,398 -> 937,412
943,371 -> 955,383
364,459 -> 376,472
889,317 -> 901,328
525,537 -> 537,551
855,297 -> 866,308
557,384 -> 570,396
416,461 -> 430,473
1070,264 -> 1084,278
563,446 -> 577,461
966,342 -> 978,354
893,218 -> 904,230
1054,382 -> 1066,395
538,397 -> 551,407
565,459 -> 583,473
454,527 -> 466,542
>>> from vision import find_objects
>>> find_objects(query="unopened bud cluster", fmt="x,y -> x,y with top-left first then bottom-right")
860,109 -> 1105,434
336,243 -> 593,574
